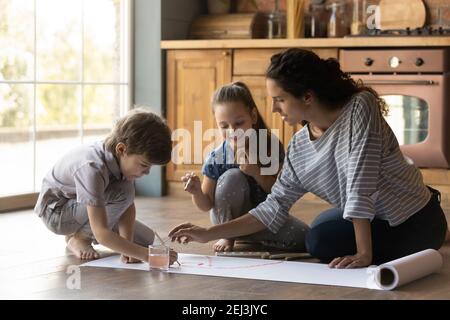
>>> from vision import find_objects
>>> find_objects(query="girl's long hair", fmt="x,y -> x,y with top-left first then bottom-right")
211,81 -> 284,167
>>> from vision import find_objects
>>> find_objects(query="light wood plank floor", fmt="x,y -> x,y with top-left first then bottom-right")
0,195 -> 449,300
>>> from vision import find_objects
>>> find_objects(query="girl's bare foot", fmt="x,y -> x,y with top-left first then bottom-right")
213,239 -> 235,252
66,235 -> 100,260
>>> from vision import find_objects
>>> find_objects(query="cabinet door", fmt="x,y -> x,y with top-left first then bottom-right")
167,50 -> 232,181
232,76 -> 284,145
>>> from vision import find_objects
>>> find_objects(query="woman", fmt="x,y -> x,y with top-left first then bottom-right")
169,48 -> 449,268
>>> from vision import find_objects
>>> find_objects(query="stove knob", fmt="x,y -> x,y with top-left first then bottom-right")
389,56 -> 401,68
364,58 -> 374,66
415,58 -> 424,67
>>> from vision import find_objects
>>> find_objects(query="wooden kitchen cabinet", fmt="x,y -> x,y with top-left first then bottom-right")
166,50 -> 232,181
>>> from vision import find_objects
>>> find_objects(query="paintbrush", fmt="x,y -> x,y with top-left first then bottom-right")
268,252 -> 312,260
184,172 -> 195,191
155,231 -> 166,245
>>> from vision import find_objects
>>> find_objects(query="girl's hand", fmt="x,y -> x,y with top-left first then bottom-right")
168,223 -> 210,244
239,144 -> 260,177
121,255 -> 141,264
181,172 -> 201,195
328,252 -> 373,269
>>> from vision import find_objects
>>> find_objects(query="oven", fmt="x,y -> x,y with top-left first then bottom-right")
340,49 -> 450,168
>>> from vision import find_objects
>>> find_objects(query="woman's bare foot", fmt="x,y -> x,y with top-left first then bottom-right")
66,235 -> 100,260
213,239 -> 235,252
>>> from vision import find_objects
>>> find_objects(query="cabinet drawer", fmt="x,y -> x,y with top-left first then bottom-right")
234,49 -> 283,75
233,48 -> 339,76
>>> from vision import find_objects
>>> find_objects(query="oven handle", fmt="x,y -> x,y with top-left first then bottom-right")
363,80 -> 438,86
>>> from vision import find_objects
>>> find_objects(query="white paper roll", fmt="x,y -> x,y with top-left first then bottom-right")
374,249 -> 443,291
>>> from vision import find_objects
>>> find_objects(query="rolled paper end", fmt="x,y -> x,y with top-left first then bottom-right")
375,265 -> 399,291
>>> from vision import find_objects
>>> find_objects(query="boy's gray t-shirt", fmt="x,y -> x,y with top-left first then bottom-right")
34,141 -> 133,217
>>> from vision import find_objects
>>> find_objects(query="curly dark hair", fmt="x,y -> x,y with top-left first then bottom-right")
266,48 -> 388,116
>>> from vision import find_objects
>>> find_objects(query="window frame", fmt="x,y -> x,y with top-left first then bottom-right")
0,0 -> 134,212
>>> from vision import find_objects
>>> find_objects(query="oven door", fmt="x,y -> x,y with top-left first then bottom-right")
354,74 -> 450,168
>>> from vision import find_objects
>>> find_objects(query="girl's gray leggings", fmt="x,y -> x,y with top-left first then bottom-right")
210,168 -> 310,251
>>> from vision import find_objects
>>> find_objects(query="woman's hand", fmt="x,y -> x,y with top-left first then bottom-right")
181,172 -> 201,195
169,249 -> 178,266
328,252 -> 373,269
168,223 -> 210,244
329,218 -> 373,269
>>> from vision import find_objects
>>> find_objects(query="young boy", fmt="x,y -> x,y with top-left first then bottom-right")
35,108 -> 177,264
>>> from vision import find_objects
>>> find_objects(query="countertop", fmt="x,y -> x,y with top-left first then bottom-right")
161,37 -> 450,49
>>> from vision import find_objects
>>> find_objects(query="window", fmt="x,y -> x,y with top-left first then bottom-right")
0,0 -> 132,207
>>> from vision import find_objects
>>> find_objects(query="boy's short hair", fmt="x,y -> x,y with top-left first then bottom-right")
104,107 -> 172,165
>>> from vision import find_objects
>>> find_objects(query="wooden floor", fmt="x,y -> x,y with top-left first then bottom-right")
1,194 -> 449,300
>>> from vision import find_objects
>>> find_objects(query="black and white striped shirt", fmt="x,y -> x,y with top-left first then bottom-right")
250,91 -> 431,233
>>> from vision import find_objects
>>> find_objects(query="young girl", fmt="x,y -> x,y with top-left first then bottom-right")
181,82 -> 310,252
35,108 -> 177,264
170,49 -> 449,268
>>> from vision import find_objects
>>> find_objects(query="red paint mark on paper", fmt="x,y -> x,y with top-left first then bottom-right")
181,256 -> 284,270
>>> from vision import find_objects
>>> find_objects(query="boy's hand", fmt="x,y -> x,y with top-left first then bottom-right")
168,223 -> 210,244
328,252 -> 373,269
121,255 -> 141,264
181,172 -> 201,195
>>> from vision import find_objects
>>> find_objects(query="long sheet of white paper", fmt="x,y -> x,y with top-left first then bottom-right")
80,249 -> 442,291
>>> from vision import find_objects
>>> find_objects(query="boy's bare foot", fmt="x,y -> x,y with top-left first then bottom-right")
66,235 -> 100,260
213,239 -> 235,252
